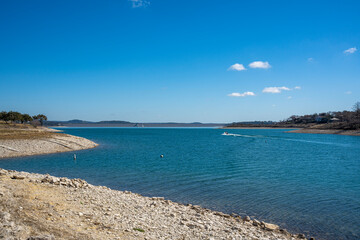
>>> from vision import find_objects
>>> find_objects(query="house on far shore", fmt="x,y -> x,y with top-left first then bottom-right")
330,117 -> 340,122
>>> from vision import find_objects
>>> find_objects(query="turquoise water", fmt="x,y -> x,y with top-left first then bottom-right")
1,128 -> 359,240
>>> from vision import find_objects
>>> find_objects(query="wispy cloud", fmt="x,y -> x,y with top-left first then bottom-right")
345,91 -> 352,95
344,47 -> 357,54
307,57 -> 314,63
129,0 -> 150,8
228,63 -> 246,71
228,92 -> 255,97
263,86 -> 301,94
262,86 -> 291,94
288,96 -> 292,99
249,61 -> 271,69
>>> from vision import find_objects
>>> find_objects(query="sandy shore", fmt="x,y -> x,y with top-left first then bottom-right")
0,168 -> 308,240
0,128 -> 98,159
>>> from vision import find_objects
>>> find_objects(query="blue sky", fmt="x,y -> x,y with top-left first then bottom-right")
0,0 -> 359,123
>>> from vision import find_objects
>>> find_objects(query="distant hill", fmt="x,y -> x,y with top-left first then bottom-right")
231,121 -> 275,125
45,120 -> 225,128
97,120 -> 132,124
67,119 -> 93,124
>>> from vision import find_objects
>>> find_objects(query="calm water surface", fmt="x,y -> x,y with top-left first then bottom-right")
1,128 -> 359,240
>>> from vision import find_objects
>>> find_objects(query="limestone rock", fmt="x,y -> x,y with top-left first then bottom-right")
252,219 -> 261,226
262,222 -> 279,231
11,175 -> 25,180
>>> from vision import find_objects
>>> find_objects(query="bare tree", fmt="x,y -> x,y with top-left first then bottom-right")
353,102 -> 360,120
353,102 -> 360,113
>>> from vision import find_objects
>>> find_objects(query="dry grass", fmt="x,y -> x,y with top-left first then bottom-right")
0,122 -> 63,140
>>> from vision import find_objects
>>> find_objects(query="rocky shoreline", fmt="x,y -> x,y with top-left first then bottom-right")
0,168 -> 311,240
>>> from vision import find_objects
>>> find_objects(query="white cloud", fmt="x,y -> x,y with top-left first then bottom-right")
294,86 -> 301,90
228,92 -> 255,97
288,96 -> 292,99
344,47 -> 357,54
249,61 -> 271,69
345,91 -> 352,95
129,0 -> 150,8
307,58 -> 314,62
262,86 -> 291,93
228,63 -> 246,71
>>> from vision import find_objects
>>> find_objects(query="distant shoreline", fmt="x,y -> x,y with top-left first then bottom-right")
287,128 -> 360,136
222,126 -> 288,129
222,126 -> 360,136
48,123 -> 226,128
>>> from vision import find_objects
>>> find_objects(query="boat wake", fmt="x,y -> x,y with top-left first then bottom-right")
222,132 -> 260,138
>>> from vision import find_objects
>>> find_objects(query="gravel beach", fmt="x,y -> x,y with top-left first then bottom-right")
0,168 -> 308,240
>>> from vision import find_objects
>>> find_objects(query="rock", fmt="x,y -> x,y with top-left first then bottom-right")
214,212 -> 231,218
1,212 -> 11,221
3,221 -> 15,228
262,222 -> 279,231
151,197 -> 164,200
41,176 -> 59,184
243,216 -> 251,222
11,175 -> 25,180
279,228 -> 290,235
297,233 -> 306,239
187,223 -> 201,229
252,219 -> 261,226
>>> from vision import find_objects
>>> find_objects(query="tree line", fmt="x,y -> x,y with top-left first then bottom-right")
228,101 -> 360,130
0,111 -> 48,125
282,102 -> 360,124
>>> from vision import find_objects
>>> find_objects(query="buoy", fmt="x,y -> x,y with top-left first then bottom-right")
160,154 -> 164,158
74,154 -> 77,160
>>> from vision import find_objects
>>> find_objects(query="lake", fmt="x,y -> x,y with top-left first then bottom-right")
0,128 -> 359,240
